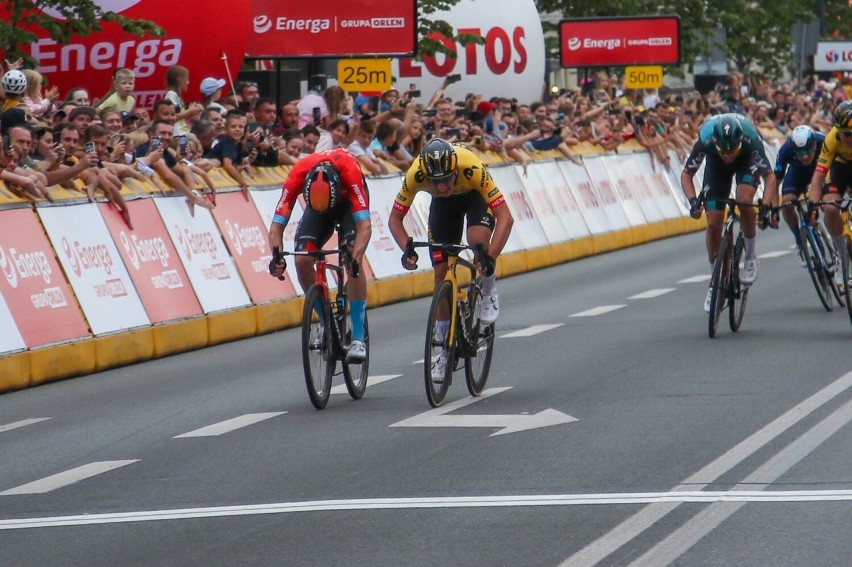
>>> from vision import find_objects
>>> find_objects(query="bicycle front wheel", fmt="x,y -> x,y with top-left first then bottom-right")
820,225 -> 845,306
729,235 -> 749,332
801,226 -> 833,311
464,290 -> 494,397
425,281 -> 455,407
342,315 -> 369,400
842,235 -> 852,327
302,285 -> 334,410
708,236 -> 730,338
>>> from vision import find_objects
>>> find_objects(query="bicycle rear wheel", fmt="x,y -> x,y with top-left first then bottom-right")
463,288 -> 494,397
425,281 -> 455,407
842,235 -> 852,327
342,315 -> 369,400
302,285 -> 334,410
708,236 -> 730,338
801,226 -> 833,311
729,235 -> 749,332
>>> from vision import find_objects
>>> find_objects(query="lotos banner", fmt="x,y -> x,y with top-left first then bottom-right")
18,1 -> 251,108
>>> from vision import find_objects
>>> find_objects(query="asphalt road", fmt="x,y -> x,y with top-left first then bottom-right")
1,227 -> 851,567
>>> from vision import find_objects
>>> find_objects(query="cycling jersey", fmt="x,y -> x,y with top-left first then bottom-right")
393,145 -> 506,214
272,148 -> 370,226
683,113 -> 772,177
814,127 -> 852,175
774,131 -> 825,180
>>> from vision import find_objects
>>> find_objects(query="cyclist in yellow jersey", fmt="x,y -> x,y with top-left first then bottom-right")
389,139 -> 514,377
807,100 -> 852,270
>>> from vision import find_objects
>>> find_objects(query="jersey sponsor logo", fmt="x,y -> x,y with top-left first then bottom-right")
395,193 -> 408,203
489,195 -> 505,208
463,166 -> 476,180
413,170 -> 425,184
392,201 -> 409,213
488,188 -> 499,198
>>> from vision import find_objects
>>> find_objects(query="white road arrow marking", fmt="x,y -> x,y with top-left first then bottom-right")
331,374 -> 401,395
390,387 -> 577,436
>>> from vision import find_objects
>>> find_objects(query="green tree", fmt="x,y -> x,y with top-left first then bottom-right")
822,0 -> 852,39
417,0 -> 483,59
533,0 -> 816,78
0,0 -> 162,67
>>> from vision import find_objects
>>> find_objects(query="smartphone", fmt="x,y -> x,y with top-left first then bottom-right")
446,74 -> 462,84
85,142 -> 95,153
150,136 -> 161,151
369,97 -> 380,113
248,122 -> 259,134
2,135 -> 11,156
423,108 -> 438,117
312,106 -> 322,126
246,138 -> 254,152
409,90 -> 421,98
445,128 -> 461,137
53,131 -> 61,145
455,108 -> 470,117
178,135 -> 188,155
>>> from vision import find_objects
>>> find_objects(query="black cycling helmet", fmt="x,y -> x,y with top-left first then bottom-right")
420,137 -> 458,180
303,162 -> 340,213
833,100 -> 852,129
711,115 -> 744,155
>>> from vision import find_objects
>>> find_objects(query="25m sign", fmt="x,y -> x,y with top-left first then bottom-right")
559,16 -> 680,68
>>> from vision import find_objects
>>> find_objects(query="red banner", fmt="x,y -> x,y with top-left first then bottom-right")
99,200 -> 203,323
17,1 -> 251,109
247,0 -> 417,58
211,193 -> 297,303
559,16 -> 680,68
0,209 -> 90,347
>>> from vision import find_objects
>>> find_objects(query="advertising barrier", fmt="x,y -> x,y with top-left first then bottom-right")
0,146 -> 703,392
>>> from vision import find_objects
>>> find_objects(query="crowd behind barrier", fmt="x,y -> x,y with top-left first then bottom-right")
0,59 -> 841,392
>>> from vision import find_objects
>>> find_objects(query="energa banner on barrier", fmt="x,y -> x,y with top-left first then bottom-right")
0,208 -> 90,349
38,203 -> 150,336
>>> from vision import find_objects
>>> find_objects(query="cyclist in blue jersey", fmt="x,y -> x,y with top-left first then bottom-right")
681,113 -> 778,312
774,125 -> 825,266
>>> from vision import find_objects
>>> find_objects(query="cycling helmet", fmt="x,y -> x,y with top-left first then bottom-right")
833,100 -> 852,129
1,70 -> 26,95
420,137 -> 458,181
303,162 -> 340,213
711,115 -> 744,155
790,125 -> 816,154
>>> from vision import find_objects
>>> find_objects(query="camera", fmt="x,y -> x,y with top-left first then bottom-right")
423,108 -> 438,117
85,142 -> 95,153
408,90 -> 421,98
445,74 -> 462,84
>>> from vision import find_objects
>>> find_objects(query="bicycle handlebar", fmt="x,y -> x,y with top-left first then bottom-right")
273,247 -> 360,278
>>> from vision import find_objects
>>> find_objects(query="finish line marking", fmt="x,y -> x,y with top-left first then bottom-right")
2,490 -> 851,530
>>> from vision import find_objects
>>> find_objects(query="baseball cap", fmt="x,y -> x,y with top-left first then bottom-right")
69,106 -> 96,121
200,77 -> 226,97
476,101 -> 498,114
0,107 -> 28,135
121,111 -> 139,123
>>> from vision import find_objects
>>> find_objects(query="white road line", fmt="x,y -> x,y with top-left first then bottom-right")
678,275 -> 710,284
559,369 -> 852,567
500,324 -> 564,338
331,374 -> 401,395
174,413 -> 285,438
629,394 -> 852,566
628,288 -> 675,300
2,489 -> 852,529
0,460 -> 138,496
758,250 -> 791,259
0,418 -> 51,434
570,305 -> 625,317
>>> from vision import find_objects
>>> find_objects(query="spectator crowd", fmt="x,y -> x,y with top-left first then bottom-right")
1,55 -> 851,229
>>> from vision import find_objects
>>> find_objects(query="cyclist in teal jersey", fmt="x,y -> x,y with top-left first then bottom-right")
681,113 -> 778,311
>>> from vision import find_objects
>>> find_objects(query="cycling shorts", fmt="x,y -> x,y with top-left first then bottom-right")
701,153 -> 760,208
427,191 -> 495,265
294,203 -> 357,252
781,166 -> 815,197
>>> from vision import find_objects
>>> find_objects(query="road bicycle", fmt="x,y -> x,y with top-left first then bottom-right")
411,241 -> 495,408
826,197 -> 852,327
275,244 -> 369,409
703,196 -> 755,338
780,197 -> 843,311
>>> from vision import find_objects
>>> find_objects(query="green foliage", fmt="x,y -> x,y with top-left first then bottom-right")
822,0 -> 852,39
533,0 -> 822,78
416,0 -> 483,59
0,0 -> 163,67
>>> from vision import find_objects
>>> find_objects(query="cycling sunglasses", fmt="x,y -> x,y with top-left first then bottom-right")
715,141 -> 742,157
430,173 -> 455,185
794,147 -> 815,158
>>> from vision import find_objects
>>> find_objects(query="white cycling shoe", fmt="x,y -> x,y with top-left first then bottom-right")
480,294 -> 499,325
740,259 -> 757,284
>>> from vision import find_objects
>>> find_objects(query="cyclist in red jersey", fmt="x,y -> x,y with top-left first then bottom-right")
268,149 -> 372,361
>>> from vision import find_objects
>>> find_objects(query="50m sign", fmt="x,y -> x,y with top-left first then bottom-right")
337,59 -> 392,92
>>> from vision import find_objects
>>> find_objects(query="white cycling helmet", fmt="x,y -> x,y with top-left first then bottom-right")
1,69 -> 27,95
790,125 -> 816,150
